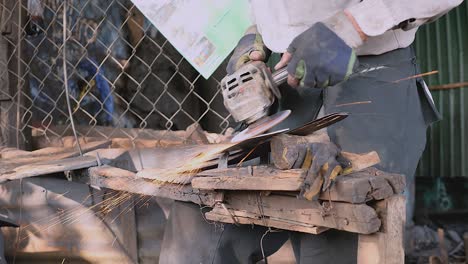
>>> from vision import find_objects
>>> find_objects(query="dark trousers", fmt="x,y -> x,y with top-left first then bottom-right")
159,46 -> 439,264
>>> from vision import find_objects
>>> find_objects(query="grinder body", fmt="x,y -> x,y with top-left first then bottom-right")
221,61 -> 287,124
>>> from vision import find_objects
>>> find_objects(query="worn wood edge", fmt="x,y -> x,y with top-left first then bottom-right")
0,155 -> 99,182
192,166 -> 306,191
135,151 -> 246,184
193,166 -> 404,204
196,166 -> 305,177
192,175 -> 304,191
357,195 -> 406,264
205,205 -> 329,235
0,140 -> 111,164
78,166 -> 217,206
88,165 -> 136,178
341,151 -> 381,173
31,123 -> 227,149
225,193 -> 381,234
319,170 -> 405,203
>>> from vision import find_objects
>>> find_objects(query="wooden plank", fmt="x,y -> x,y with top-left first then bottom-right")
0,140 -> 111,176
32,135 -> 205,150
196,166 -> 305,178
0,148 -> 30,158
77,166 -> 217,206
206,204 -> 329,234
319,169 -> 405,203
341,151 -> 380,173
357,195 -> 405,264
135,150 -> 246,184
38,125 -> 188,143
72,165 -> 382,235
86,165 -> 136,178
221,192 -> 381,234
0,140 -> 110,164
0,155 -> 98,182
32,123 -> 226,149
192,166 -> 306,191
193,174 -> 303,191
192,166 -> 404,204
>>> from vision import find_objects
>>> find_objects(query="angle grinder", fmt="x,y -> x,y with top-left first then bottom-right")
221,61 -> 290,142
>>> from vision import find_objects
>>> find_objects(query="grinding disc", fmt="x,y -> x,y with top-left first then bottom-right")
230,110 -> 291,143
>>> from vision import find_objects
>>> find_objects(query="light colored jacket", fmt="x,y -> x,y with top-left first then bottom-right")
249,0 -> 463,55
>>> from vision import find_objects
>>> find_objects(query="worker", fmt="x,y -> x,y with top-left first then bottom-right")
160,1 -> 464,263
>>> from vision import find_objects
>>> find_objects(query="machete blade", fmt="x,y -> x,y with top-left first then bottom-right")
230,110 -> 291,143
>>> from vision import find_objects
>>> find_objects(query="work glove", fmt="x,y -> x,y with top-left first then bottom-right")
286,22 -> 358,88
275,11 -> 367,89
295,142 -> 352,200
226,26 -> 271,75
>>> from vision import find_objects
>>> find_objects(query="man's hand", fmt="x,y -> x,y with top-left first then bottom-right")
295,142 -> 352,200
275,11 -> 366,88
226,26 -> 270,75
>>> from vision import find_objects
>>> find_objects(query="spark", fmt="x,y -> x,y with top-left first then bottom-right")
393,70 -> 439,83
335,101 -> 372,107
237,144 -> 260,167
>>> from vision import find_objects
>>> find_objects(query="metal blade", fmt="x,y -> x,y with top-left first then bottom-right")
230,110 -> 291,143
226,128 -> 289,152
288,112 -> 349,136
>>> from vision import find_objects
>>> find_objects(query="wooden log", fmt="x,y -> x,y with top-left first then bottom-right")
76,166 -> 217,206
206,204 -> 329,234
214,192 -> 381,234
192,166 -> 306,191
270,134 -> 380,171
357,195 -> 405,264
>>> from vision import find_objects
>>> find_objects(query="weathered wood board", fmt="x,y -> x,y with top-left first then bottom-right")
75,166 -> 217,206
206,204 -> 329,234
192,166 -> 306,191
319,168 -> 405,203
357,195 -> 405,264
71,165 -> 383,235
207,192 -> 381,234
0,140 -> 111,176
192,167 -> 405,204
0,156 -> 98,182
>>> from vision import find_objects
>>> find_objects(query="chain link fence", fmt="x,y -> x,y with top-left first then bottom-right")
0,0 -> 232,149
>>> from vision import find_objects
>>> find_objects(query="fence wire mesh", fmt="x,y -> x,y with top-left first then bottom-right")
0,0 -> 232,149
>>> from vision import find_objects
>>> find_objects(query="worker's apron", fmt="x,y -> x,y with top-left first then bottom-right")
159,46 -> 440,264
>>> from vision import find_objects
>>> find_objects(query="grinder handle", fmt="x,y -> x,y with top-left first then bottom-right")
272,67 -> 288,85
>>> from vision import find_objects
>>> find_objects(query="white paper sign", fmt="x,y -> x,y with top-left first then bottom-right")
131,0 -> 251,78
